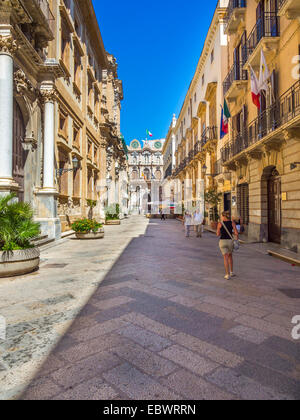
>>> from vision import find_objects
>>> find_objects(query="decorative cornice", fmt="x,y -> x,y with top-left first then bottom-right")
0,35 -> 18,55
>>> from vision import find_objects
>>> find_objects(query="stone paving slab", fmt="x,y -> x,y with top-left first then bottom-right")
0,217 -> 299,400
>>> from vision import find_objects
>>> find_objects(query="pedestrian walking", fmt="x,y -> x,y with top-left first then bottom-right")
183,211 -> 192,237
160,209 -> 166,221
217,211 -> 239,280
193,209 -> 204,238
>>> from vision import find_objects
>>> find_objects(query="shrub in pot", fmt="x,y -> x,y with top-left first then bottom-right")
0,193 -> 41,278
105,204 -> 121,225
71,219 -> 104,239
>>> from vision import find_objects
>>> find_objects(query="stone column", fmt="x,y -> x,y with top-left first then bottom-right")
42,91 -> 56,190
0,35 -> 19,194
35,87 -> 61,240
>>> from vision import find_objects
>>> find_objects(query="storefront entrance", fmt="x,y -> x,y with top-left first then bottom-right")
268,169 -> 281,244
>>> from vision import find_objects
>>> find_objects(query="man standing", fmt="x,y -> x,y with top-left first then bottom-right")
184,211 -> 192,238
194,209 -> 204,238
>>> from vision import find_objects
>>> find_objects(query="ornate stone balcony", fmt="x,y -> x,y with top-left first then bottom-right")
221,80 -> 300,165
201,126 -> 218,152
278,0 -> 300,20
225,0 -> 247,35
223,62 -> 248,103
243,12 -> 280,69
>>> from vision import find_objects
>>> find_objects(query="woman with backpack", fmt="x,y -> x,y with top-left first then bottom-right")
217,211 -> 239,280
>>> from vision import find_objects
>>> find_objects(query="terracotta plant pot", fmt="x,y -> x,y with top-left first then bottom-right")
75,228 -> 105,239
0,248 -> 40,278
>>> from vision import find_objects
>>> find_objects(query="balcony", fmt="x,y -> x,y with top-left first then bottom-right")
225,0 -> 247,35
30,0 -> 55,39
278,0 -> 300,19
201,126 -> 218,151
243,12 -> 280,69
223,62 -> 248,102
221,80 -> 300,164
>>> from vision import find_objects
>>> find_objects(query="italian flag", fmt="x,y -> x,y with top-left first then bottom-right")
250,65 -> 261,109
146,129 -> 153,137
220,99 -> 231,139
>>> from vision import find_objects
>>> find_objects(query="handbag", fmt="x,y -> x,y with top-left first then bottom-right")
221,222 -> 240,252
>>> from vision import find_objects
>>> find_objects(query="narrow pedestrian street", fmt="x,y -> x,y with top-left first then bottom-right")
0,216 -> 299,400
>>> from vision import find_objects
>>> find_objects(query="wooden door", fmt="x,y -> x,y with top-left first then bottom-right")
268,170 -> 281,243
13,101 -> 26,201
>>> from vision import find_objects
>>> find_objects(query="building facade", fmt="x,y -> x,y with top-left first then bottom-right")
0,0 -> 127,240
171,1 -> 229,218
128,139 -> 165,214
221,0 -> 300,252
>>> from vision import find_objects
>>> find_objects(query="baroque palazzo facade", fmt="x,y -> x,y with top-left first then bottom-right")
0,0 -> 127,239
128,139 -> 165,214
168,0 -> 300,253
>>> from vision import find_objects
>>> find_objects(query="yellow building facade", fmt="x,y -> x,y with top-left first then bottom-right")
221,0 -> 300,252
171,0 -> 300,253
49,0 -> 127,232
171,2 -> 228,220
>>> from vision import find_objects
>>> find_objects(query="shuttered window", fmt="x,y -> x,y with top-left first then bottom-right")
237,183 -> 249,225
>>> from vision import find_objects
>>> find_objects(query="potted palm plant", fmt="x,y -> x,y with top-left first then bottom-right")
105,204 -> 121,225
204,188 -> 222,230
71,219 -> 104,239
0,193 -> 41,278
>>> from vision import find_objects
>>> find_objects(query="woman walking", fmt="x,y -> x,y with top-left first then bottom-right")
217,211 -> 239,280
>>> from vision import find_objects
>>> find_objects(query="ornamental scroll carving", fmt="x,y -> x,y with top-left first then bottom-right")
14,69 -> 34,95
0,35 -> 18,55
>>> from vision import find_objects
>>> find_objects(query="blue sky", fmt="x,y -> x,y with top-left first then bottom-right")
93,1 -> 216,144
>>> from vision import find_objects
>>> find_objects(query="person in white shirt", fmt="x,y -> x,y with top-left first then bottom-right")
194,209 -> 204,238
183,212 -> 192,237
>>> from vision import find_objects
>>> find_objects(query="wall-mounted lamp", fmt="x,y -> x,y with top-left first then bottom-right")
291,162 -> 300,170
56,156 -> 80,177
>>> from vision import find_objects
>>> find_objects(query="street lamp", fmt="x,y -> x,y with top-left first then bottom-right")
56,156 -> 81,177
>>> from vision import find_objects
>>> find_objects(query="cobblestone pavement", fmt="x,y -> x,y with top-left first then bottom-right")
0,216 -> 299,400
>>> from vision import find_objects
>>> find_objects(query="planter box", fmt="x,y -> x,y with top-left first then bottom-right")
0,248 -> 40,278
75,228 -> 104,240
105,220 -> 121,225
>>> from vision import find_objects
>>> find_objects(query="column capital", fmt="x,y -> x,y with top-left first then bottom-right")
40,88 -> 57,103
0,35 -> 18,56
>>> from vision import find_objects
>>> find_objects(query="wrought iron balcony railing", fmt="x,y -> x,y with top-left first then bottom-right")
223,62 -> 248,96
242,12 -> 280,64
221,80 -> 300,163
201,126 -> 218,147
278,0 -> 287,9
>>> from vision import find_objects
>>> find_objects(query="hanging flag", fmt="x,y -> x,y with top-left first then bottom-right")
250,65 -> 260,109
146,129 -> 153,138
220,99 -> 231,139
259,49 -> 270,92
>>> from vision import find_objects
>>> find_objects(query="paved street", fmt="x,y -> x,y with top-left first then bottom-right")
0,216 -> 299,400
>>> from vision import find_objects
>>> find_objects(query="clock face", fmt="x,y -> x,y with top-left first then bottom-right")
132,141 -> 140,149
154,141 -> 162,149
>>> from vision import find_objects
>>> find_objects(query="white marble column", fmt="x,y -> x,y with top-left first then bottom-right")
41,89 -> 56,191
35,87 -> 61,240
0,35 -> 18,193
